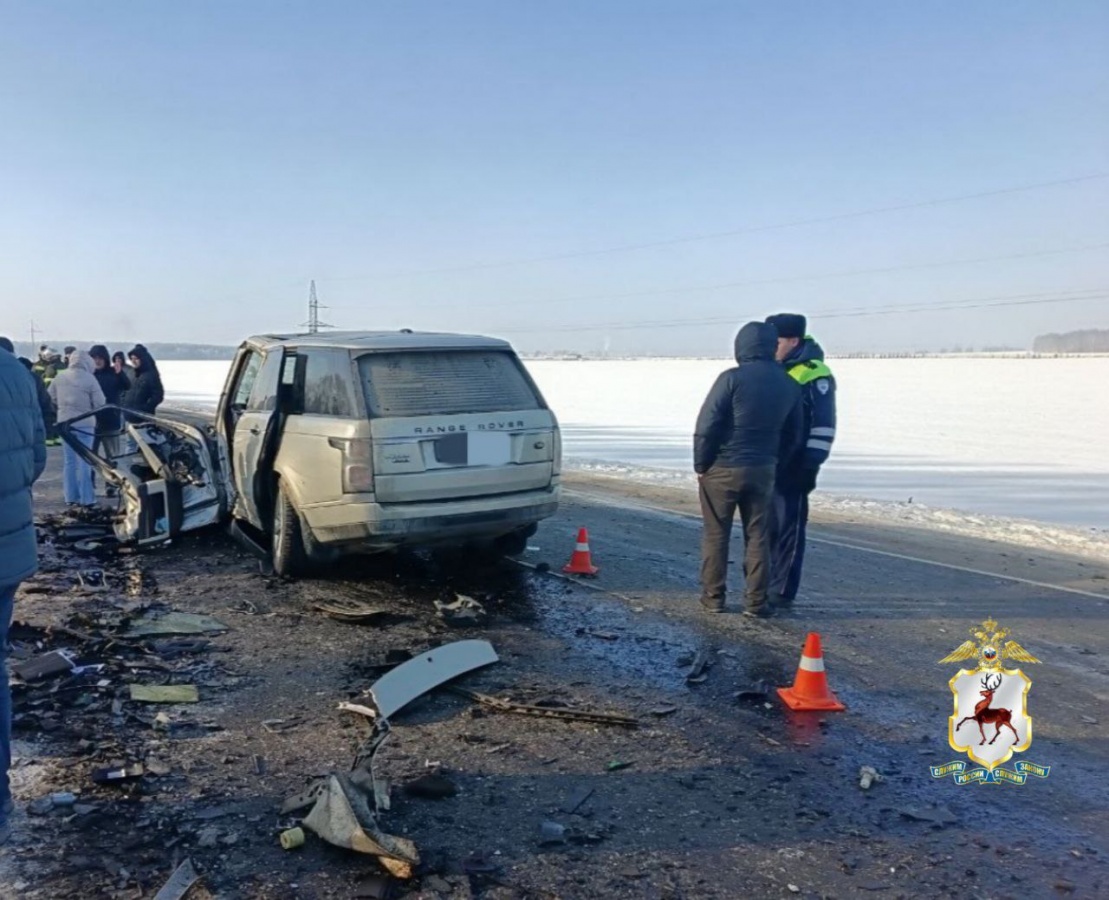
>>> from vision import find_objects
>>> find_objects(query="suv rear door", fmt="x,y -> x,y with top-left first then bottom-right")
357,350 -> 556,503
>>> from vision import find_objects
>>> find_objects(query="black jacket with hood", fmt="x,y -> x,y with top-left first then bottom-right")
89,345 -> 131,432
693,322 -> 803,474
122,344 -> 164,415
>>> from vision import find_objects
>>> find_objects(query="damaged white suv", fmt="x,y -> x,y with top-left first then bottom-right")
61,332 -> 562,576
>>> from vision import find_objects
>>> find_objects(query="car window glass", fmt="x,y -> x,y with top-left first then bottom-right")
248,349 -> 284,412
303,350 -> 356,417
232,352 -> 262,406
357,351 -> 541,417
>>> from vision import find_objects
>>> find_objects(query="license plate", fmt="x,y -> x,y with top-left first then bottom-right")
433,433 -> 511,467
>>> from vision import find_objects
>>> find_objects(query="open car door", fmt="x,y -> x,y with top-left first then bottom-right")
57,407 -> 233,546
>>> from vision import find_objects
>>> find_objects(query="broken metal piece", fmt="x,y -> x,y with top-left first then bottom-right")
152,859 -> 201,900
449,687 -> 638,728
11,650 -> 76,682
369,639 -> 499,721
302,774 -> 420,879
280,780 -> 327,816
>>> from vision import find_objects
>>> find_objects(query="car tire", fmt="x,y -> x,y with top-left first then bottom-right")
272,481 -> 308,578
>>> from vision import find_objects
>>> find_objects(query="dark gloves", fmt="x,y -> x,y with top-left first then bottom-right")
778,467 -> 818,494
797,468 -> 818,494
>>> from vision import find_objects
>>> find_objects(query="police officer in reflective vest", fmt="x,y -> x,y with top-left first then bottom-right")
764,314 -> 836,607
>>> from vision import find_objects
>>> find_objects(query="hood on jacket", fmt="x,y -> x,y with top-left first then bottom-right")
128,344 -> 158,374
734,321 -> 779,364
784,336 -> 826,367
89,344 -> 111,365
67,350 -> 95,374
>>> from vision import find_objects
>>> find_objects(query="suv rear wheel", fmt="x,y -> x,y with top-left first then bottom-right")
272,481 -> 308,578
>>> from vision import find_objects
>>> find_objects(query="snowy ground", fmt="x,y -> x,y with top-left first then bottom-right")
159,356 -> 1109,550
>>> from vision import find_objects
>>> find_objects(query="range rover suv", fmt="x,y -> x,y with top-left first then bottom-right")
60,331 -> 562,576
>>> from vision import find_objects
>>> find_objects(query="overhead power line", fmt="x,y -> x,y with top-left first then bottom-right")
496,288 -> 1109,335
454,240 -> 1109,314
316,171 -> 1109,282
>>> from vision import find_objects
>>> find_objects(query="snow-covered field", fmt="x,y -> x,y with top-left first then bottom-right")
159,357 -> 1109,550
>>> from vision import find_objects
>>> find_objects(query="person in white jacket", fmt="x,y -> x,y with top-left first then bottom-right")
48,350 -> 105,507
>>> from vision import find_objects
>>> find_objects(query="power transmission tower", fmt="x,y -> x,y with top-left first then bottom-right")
30,319 -> 40,349
302,280 -> 333,334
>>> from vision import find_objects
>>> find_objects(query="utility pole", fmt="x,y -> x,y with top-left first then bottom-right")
30,319 -> 40,350
302,280 -> 333,334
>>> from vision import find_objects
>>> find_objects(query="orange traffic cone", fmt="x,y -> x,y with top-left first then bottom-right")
563,527 -> 599,576
777,632 -> 845,711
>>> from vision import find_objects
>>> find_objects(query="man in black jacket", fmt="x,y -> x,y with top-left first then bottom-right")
765,314 -> 837,609
694,321 -> 803,617
89,345 -> 130,474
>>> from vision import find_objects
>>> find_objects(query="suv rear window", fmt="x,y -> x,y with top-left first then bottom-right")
357,351 -> 541,418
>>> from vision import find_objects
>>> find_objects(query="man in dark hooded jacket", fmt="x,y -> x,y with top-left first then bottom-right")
122,344 -> 164,416
765,314 -> 837,608
693,322 -> 803,617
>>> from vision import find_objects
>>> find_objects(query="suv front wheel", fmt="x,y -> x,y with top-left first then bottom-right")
272,481 -> 308,578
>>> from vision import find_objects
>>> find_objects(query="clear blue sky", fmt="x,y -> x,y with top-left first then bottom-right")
1,1 -> 1106,354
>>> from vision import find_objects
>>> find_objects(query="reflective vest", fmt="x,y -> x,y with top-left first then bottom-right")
787,359 -> 833,385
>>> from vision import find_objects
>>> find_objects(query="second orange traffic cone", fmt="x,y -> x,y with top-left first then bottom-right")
777,632 -> 845,711
563,527 -> 599,576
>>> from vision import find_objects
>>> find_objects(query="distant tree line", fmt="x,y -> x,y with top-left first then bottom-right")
1032,329 -> 1109,353
7,340 -> 236,361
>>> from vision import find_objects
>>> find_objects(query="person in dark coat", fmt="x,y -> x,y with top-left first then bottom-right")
0,339 -> 51,433
0,343 -> 47,844
693,321 -> 803,617
122,344 -> 164,416
765,314 -> 838,609
89,346 -> 130,496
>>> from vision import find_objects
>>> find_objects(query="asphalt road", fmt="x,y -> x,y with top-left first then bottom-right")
3,454 -> 1107,898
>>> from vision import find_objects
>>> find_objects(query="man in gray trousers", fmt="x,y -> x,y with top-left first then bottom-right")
693,321 -> 802,617
0,339 -> 47,844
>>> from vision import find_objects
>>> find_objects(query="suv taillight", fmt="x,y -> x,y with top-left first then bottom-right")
328,438 -> 374,493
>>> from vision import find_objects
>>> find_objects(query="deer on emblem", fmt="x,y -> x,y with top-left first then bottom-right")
956,674 -> 1019,746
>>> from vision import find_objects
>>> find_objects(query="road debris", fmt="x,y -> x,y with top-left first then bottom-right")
369,639 -> 499,720
125,610 -> 228,637
314,597 -> 389,623
280,826 -> 306,850
434,593 -> 487,625
11,649 -> 77,681
449,687 -> 638,728
606,760 -> 633,771
152,858 -> 201,900
858,766 -> 884,790
129,684 -> 200,703
91,763 -> 144,784
302,774 -> 420,879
